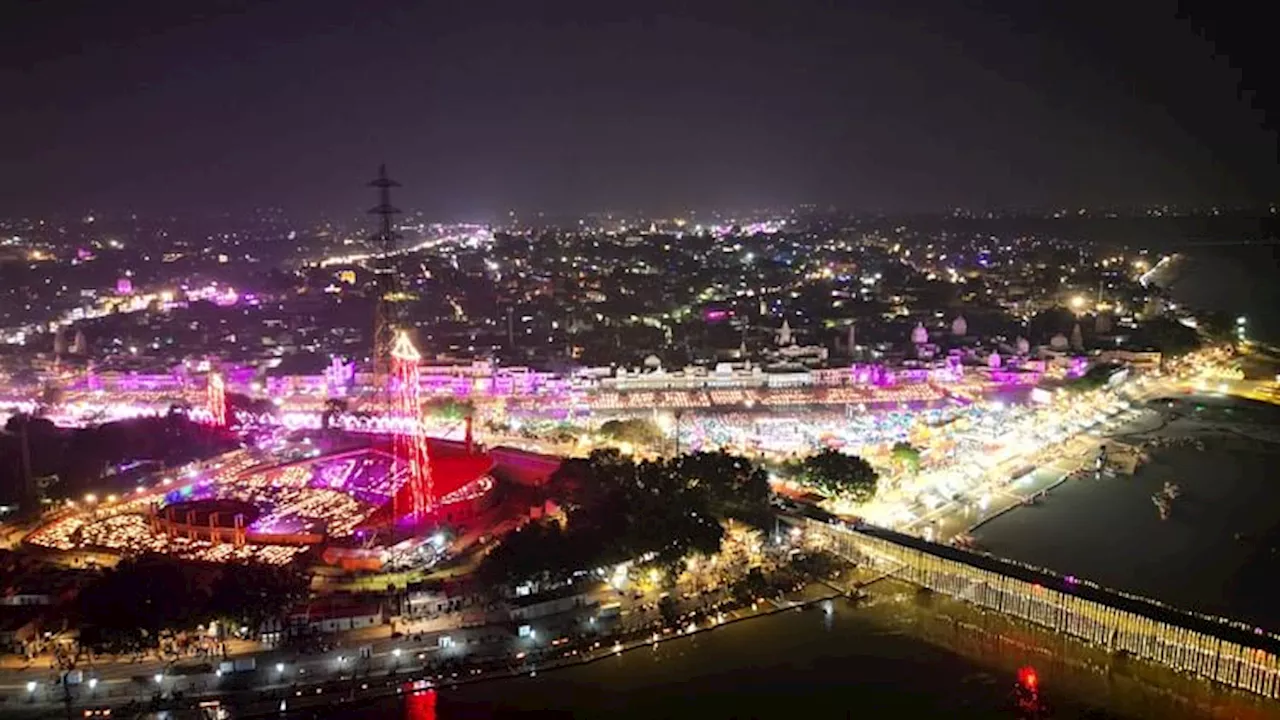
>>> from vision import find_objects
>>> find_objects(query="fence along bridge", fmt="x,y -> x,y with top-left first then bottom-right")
797,517 -> 1280,700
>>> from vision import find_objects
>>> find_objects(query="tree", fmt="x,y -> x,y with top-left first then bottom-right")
796,448 -> 878,502
890,442 -> 921,474
4,413 -> 56,436
658,595 -> 680,627
675,451 -> 773,527
77,556 -> 211,654
207,564 -> 309,636
479,449 -> 735,586
1028,307 -> 1075,343
321,398 -> 348,430
422,397 -> 474,421
1135,318 -> 1202,357
598,418 -> 662,447
731,567 -> 770,604
792,550 -> 842,581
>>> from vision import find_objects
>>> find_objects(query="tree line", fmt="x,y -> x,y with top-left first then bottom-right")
479,449 -> 772,587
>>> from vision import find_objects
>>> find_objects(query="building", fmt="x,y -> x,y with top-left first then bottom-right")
507,583 -> 598,622
289,596 -> 384,635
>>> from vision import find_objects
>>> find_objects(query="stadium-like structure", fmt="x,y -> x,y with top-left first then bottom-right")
23,438 -> 501,567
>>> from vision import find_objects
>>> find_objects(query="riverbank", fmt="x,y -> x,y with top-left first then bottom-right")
0,577 -> 841,719
974,395 -> 1280,631
315,576 -> 1280,720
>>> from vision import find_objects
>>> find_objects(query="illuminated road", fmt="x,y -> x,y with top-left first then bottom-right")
894,377 -> 1184,547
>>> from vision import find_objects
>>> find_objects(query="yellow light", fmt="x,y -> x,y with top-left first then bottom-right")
1070,296 -> 1085,310
389,331 -> 421,362
84,493 -> 97,504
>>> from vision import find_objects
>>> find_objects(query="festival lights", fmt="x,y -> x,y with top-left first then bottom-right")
207,371 -> 227,427
391,332 -> 434,519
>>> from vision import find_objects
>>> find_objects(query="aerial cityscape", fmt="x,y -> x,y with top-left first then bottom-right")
1,2 -> 1279,720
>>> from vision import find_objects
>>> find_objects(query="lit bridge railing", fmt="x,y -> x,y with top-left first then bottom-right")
803,518 -> 1280,700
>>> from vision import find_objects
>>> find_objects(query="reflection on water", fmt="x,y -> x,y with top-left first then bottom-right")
975,432 -> 1280,631
321,586 -> 1280,720
404,688 -> 436,720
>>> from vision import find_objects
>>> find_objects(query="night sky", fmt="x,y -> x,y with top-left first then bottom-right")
1,0 -> 1276,218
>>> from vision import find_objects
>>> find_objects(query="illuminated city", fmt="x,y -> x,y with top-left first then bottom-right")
2,3 -> 1279,720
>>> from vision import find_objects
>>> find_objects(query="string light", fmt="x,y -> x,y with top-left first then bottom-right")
812,519 -> 1280,700
206,371 -> 227,427
391,331 -> 433,519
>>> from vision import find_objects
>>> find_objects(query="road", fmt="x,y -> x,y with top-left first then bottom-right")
0,541 -> 786,715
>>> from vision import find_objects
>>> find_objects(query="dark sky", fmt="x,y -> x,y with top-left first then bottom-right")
1,0 -> 1276,218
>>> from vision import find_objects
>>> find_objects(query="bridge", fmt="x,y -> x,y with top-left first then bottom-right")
796,517 -> 1280,700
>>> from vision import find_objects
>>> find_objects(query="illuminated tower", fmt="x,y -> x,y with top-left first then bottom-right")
207,371 -> 227,427
391,331 -> 433,519
369,165 -> 403,410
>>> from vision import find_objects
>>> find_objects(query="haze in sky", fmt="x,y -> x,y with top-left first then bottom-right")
1,0 -> 1275,218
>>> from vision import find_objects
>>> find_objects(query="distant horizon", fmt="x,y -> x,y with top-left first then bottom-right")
2,201 -> 1277,228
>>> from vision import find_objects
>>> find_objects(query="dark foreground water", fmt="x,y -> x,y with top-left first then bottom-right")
332,601 -> 1020,719
313,584 -> 1280,720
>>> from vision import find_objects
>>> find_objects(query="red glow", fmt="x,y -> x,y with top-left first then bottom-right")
405,688 -> 437,720
1018,666 -> 1038,691
391,332 -> 433,518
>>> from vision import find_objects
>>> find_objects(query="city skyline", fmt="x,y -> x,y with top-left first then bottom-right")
2,0 -> 1277,218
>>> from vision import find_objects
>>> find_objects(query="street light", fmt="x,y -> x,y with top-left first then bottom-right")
154,673 -> 164,684
26,680 -> 37,693
88,677 -> 99,691
276,662 -> 285,673
392,648 -> 402,658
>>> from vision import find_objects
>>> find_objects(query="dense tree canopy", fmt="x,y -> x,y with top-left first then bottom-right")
597,418 -> 663,447
675,450 -> 773,528
479,449 -> 773,586
76,556 -> 308,653
75,556 -> 212,653
792,448 -> 878,502
0,414 -> 235,506
1133,318 -> 1202,357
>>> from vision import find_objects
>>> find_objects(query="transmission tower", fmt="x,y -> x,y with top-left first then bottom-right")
369,164 -> 403,411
